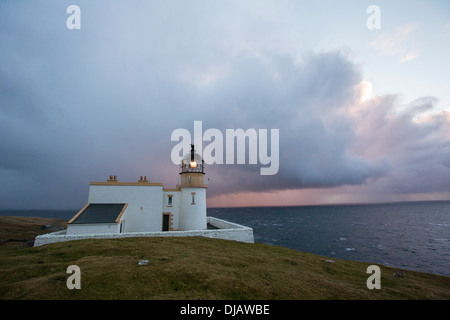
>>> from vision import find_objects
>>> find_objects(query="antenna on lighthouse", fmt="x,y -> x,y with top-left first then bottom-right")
190,144 -> 197,168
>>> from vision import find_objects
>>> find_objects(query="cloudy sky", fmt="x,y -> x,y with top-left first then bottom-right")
1,0 -> 449,209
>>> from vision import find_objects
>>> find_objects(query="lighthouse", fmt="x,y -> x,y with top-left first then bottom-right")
36,142 -> 256,247
64,143 -> 209,233
177,144 -> 208,230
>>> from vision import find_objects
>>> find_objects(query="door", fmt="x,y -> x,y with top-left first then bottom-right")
162,214 -> 170,231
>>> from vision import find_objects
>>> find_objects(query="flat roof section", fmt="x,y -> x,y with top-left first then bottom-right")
70,203 -> 127,224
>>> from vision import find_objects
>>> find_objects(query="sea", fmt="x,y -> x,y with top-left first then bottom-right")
1,201 -> 449,277
209,201 -> 450,278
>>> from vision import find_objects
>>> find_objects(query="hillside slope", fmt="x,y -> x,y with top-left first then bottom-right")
0,230 -> 449,300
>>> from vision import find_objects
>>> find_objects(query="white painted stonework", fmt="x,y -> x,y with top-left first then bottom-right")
85,184 -> 165,233
178,187 -> 207,231
66,223 -> 119,235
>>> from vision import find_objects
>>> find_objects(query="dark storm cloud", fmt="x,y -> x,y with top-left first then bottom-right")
350,95 -> 450,195
193,50 -> 390,195
0,1 -> 449,209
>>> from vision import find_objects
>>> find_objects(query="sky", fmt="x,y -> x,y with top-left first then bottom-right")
0,0 -> 449,210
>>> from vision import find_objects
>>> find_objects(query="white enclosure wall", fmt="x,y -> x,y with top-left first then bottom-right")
88,185 -> 164,232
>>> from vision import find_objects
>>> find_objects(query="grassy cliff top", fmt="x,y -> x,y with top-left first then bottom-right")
0,216 -> 449,300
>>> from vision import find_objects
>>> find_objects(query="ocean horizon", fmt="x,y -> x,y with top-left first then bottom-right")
1,200 -> 449,277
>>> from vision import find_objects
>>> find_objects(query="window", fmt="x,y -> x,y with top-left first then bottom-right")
191,192 -> 196,205
168,195 -> 173,206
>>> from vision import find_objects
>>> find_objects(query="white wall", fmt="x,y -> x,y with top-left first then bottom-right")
163,191 -> 181,230
178,187 -> 207,231
67,223 -> 119,235
34,217 -> 255,247
88,185 -> 164,232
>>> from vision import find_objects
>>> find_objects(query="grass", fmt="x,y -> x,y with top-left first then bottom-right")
0,216 -> 449,300
0,216 -> 67,249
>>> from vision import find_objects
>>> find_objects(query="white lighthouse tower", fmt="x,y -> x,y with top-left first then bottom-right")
177,144 -> 208,230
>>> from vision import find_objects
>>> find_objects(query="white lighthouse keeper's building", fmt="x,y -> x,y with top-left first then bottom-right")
66,144 -> 208,234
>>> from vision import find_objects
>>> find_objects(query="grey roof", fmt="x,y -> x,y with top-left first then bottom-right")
70,203 -> 126,224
